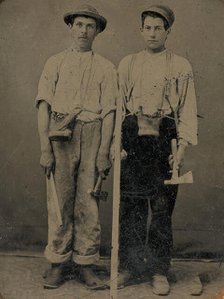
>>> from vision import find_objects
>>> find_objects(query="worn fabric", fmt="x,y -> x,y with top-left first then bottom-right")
120,135 -> 177,275
37,47 -> 117,266
45,119 -> 102,265
36,47 -> 117,122
118,49 -> 198,145
118,49 -> 198,275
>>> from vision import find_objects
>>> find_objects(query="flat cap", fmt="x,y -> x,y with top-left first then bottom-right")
142,5 -> 175,27
63,4 -> 107,32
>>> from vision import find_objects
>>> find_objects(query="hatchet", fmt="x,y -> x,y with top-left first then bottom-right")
46,173 -> 63,227
164,139 -> 193,185
88,175 -> 108,201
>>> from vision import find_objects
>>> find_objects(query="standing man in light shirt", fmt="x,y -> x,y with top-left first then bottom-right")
118,5 -> 200,295
36,4 -> 117,290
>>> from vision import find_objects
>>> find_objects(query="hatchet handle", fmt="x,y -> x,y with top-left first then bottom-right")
93,175 -> 103,193
171,139 -> 178,178
47,173 -> 63,227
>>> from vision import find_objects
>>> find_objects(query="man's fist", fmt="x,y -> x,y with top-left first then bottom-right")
169,146 -> 185,171
96,152 -> 111,179
40,151 -> 55,179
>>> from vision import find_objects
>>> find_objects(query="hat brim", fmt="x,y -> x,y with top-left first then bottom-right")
141,7 -> 174,27
63,11 -> 107,32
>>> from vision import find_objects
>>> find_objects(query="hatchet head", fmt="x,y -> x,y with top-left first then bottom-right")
90,190 -> 108,201
164,171 -> 193,185
88,175 -> 108,201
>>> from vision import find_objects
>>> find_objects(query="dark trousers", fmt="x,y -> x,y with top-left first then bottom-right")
119,135 -> 178,275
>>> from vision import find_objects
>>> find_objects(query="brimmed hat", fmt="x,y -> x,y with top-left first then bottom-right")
63,4 -> 107,32
141,5 -> 175,28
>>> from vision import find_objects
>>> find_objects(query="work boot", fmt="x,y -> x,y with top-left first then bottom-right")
117,271 -> 132,289
188,275 -> 203,296
43,263 -> 64,289
79,265 -> 107,290
105,270 -> 132,289
152,274 -> 170,295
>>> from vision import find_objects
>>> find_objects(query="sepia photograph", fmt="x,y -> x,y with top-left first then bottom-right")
0,0 -> 224,298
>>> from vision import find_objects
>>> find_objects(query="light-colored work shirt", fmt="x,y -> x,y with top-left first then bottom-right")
118,49 -> 198,145
36,47 -> 117,122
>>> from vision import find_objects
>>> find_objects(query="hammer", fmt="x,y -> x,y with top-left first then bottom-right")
88,175 -> 108,201
164,139 -> 193,185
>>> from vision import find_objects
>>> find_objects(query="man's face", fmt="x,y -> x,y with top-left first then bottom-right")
141,16 -> 170,52
69,16 -> 99,51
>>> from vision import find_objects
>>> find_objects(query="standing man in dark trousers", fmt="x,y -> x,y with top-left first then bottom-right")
118,5 -> 200,295
36,4 -> 117,290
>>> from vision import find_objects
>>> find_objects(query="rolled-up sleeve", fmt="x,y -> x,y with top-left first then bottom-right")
35,56 -> 59,108
100,65 -> 118,117
177,62 -> 198,146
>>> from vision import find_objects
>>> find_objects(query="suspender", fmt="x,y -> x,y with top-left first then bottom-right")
164,50 -> 180,132
126,51 -> 176,112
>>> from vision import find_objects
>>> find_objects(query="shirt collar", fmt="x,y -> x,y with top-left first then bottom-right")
143,48 -> 167,58
70,44 -> 93,57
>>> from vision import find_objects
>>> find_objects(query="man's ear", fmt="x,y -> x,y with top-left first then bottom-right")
165,28 -> 171,41
140,26 -> 143,33
68,23 -> 72,29
95,28 -> 100,36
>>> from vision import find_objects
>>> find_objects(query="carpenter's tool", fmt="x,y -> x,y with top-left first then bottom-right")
110,92 -> 124,299
46,173 -> 63,227
164,139 -> 193,185
48,108 -> 82,141
88,176 -> 108,201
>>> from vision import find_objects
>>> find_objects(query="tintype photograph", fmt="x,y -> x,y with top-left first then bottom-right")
0,1 -> 224,298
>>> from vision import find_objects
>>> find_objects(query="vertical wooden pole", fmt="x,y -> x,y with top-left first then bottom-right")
110,95 -> 123,299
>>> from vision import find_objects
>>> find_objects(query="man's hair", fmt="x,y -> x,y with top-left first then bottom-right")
67,14 -> 100,30
141,11 -> 170,31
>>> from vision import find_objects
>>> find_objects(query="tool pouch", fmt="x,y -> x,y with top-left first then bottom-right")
122,112 -> 177,152
48,112 -> 76,142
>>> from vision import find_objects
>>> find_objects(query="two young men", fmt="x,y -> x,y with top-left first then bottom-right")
36,4 -> 198,295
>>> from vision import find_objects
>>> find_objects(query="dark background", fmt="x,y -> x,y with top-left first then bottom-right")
0,0 -> 224,257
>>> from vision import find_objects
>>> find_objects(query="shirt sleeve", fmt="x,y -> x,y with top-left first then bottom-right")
100,65 -> 118,118
177,61 -> 198,146
35,56 -> 59,108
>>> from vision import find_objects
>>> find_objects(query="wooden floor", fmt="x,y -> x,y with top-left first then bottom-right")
0,254 -> 224,299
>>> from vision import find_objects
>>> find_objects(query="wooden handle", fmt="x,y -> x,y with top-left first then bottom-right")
47,173 -> 63,227
171,139 -> 178,178
93,176 -> 103,193
110,91 -> 123,299
171,139 -> 177,157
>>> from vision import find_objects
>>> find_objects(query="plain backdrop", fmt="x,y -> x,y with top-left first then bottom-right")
0,0 -> 224,257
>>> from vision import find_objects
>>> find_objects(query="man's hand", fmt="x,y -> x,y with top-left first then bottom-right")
169,145 -> 186,171
40,151 -> 55,179
96,152 -> 111,179
110,141 -> 127,161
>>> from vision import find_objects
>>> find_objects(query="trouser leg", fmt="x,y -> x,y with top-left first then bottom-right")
120,136 -> 178,274
73,121 -> 102,265
44,124 -> 81,264
120,149 -> 149,273
146,136 -> 178,275
119,195 -> 148,272
147,186 -> 177,275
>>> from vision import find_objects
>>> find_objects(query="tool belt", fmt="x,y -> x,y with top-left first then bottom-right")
121,112 -> 177,153
48,108 -> 82,141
